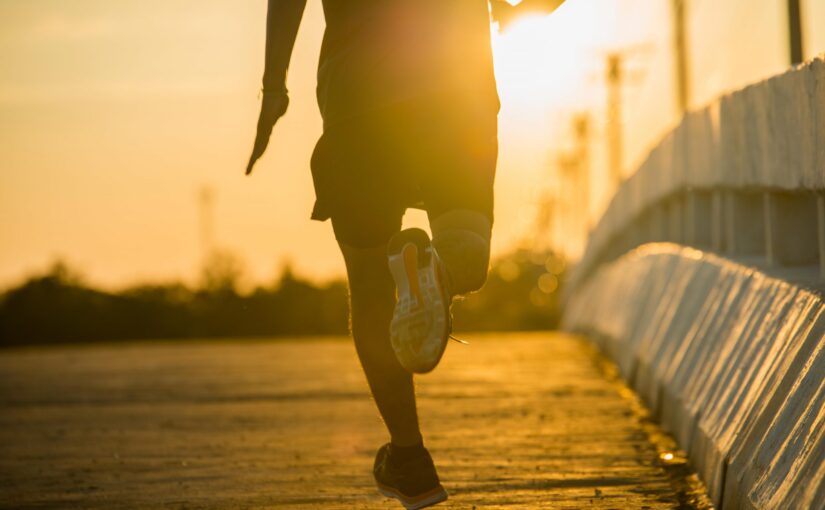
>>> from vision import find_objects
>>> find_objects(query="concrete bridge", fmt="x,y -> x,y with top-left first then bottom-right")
0,334 -> 712,509
1,58 -> 824,509
564,55 -> 825,510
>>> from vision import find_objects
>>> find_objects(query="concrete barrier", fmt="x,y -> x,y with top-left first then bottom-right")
569,55 -> 825,292
563,243 -> 825,509
563,54 -> 825,509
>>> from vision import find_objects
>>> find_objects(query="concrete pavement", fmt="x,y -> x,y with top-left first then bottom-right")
0,333 -> 711,509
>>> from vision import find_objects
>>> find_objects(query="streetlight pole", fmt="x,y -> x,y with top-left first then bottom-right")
672,0 -> 689,115
787,0 -> 804,64
606,54 -> 624,190
573,115 -> 591,230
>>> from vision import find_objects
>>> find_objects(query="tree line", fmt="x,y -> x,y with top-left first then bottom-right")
0,248 -> 563,347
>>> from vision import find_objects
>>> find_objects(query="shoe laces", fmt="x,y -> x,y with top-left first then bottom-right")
449,334 -> 469,345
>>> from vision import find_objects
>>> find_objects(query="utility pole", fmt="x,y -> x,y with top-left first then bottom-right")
198,186 -> 215,263
672,0 -> 689,115
606,54 -> 624,191
573,114 -> 591,230
592,45 -> 646,200
787,0 -> 804,64
533,190 -> 558,252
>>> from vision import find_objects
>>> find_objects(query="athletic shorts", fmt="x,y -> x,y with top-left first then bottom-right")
309,93 -> 498,248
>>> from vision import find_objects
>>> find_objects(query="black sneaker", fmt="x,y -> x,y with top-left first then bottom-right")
373,443 -> 448,509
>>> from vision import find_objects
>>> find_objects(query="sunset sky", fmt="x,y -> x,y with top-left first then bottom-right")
1,0 -> 823,290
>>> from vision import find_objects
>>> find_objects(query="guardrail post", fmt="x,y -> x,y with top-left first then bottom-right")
817,194 -> 825,280
724,190 -> 735,254
668,193 -> 685,244
726,191 -> 764,257
643,209 -> 656,242
686,191 -> 696,246
687,190 -> 713,249
711,190 -> 724,252
765,191 -> 819,267
654,203 -> 667,242
764,193 -> 776,266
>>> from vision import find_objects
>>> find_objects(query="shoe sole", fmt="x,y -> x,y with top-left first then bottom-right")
376,482 -> 448,510
387,228 -> 451,374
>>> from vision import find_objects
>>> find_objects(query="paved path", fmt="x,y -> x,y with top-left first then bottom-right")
0,333 -> 711,509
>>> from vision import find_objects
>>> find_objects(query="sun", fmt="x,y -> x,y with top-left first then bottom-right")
491,0 -> 621,111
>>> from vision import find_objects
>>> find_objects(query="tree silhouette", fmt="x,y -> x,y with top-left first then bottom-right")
0,248 -> 563,346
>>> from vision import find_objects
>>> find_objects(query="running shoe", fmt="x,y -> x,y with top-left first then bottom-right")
373,443 -> 448,509
387,228 -> 452,374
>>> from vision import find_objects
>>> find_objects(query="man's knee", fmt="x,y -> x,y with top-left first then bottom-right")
436,233 -> 489,294
431,209 -> 492,295
463,248 -> 490,293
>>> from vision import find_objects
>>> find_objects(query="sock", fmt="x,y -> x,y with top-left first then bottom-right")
390,441 -> 427,463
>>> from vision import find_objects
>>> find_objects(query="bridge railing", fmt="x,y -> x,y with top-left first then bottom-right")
570,55 -> 825,291
562,55 -> 825,510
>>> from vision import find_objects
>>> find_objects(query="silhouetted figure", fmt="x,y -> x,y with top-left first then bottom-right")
247,1 -> 559,508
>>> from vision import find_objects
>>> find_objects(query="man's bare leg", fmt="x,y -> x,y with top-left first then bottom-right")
431,209 -> 492,295
339,243 -> 423,447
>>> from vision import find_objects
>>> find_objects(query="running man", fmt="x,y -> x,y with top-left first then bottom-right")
246,2 -> 523,508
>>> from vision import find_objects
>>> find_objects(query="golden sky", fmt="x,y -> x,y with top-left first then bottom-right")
1,0 -> 823,289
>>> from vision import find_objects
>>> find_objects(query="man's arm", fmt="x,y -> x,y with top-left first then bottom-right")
246,0 -> 308,176
262,0 -> 308,92
490,0 -> 565,31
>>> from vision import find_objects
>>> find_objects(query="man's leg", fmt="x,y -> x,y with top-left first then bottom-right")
430,209 -> 493,296
339,241 -> 447,508
339,242 -> 423,447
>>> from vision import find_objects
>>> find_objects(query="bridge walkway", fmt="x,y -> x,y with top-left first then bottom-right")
0,333 -> 711,509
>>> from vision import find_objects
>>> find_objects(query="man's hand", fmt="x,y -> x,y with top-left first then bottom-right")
490,0 -> 565,31
246,90 -> 289,176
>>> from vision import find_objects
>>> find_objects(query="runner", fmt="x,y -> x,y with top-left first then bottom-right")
247,2 -> 504,508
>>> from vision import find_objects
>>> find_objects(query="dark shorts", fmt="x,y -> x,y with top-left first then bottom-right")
310,93 -> 498,248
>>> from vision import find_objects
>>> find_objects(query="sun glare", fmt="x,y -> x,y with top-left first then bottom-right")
492,0 -> 646,114
492,3 -> 603,112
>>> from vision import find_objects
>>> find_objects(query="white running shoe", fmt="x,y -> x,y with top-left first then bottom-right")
387,228 -> 452,374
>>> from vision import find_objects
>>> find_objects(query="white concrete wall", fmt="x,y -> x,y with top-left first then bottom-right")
571,55 -> 825,289
563,243 -> 825,509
